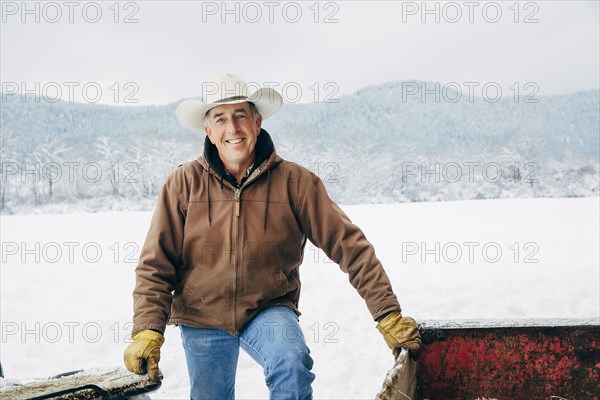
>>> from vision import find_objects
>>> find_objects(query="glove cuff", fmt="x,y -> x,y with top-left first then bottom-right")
132,329 -> 165,346
376,311 -> 403,349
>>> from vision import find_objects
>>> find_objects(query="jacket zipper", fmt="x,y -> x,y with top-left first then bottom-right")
235,188 -> 241,217
232,188 -> 241,335
201,161 -> 267,336
231,171 -> 263,335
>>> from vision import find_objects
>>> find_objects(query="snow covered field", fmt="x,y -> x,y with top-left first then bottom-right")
1,197 -> 598,398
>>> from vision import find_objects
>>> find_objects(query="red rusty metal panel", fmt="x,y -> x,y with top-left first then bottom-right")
417,319 -> 600,400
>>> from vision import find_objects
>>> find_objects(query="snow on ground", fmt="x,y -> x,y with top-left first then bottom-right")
1,197 -> 598,398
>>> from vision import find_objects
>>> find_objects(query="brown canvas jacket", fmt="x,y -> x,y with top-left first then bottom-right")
132,150 -> 401,335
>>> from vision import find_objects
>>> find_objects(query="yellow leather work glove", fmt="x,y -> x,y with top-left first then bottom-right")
376,311 -> 422,360
124,329 -> 165,381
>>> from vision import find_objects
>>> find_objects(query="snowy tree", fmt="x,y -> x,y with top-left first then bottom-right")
95,136 -> 123,197
0,128 -> 20,209
33,136 -> 70,202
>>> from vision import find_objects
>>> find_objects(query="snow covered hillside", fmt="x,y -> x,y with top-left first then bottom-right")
1,197 -> 598,398
2,86 -> 599,212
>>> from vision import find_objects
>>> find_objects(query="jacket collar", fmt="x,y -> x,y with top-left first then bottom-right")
203,128 -> 275,188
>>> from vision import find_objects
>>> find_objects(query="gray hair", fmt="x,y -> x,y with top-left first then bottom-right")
204,101 -> 260,127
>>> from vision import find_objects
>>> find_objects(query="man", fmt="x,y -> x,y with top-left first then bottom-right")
124,74 -> 421,399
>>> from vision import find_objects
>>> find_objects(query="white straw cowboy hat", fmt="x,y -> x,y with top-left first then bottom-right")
176,73 -> 283,132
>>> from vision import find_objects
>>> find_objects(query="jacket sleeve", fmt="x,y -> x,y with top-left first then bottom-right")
296,172 -> 401,321
132,172 -> 185,335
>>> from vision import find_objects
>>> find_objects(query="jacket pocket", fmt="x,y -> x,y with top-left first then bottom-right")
180,263 -> 228,311
273,268 -> 290,297
263,267 -> 293,301
242,264 -> 290,304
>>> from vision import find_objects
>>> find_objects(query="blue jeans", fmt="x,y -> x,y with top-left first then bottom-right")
179,306 -> 315,400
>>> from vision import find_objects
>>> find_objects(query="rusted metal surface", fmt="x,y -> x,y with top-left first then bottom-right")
0,366 -> 162,400
417,319 -> 600,400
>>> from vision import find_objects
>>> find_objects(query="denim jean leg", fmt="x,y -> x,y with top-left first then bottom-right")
180,325 -> 239,400
240,306 -> 315,400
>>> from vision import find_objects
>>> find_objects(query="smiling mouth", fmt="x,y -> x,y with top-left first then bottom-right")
226,138 -> 244,144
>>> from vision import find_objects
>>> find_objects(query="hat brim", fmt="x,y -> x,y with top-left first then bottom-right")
176,87 -> 283,132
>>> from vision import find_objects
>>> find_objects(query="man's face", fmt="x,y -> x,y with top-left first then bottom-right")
204,102 -> 262,173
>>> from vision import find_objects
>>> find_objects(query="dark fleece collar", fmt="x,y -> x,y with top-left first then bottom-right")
204,128 -> 274,188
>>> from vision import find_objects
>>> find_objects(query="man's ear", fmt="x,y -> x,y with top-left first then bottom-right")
204,125 -> 215,144
255,114 -> 263,133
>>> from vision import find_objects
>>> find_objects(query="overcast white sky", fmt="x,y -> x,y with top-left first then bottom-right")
1,0 -> 599,105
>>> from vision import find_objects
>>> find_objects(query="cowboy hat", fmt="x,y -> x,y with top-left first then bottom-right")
176,73 -> 283,132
